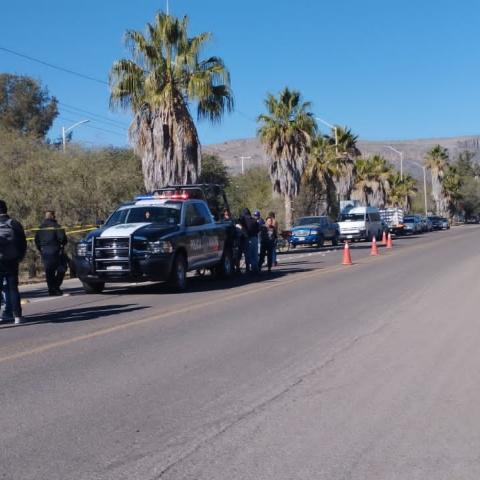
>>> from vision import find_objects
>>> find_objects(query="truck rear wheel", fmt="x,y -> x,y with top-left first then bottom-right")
82,281 -> 105,294
214,248 -> 233,279
169,253 -> 187,291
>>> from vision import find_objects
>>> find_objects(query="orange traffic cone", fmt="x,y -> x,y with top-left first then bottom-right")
370,236 -> 379,256
342,241 -> 353,265
386,232 -> 393,249
382,230 -> 387,246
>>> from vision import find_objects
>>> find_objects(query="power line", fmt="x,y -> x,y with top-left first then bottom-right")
60,105 -> 128,132
58,116 -> 127,138
0,45 -> 108,85
59,102 -> 130,129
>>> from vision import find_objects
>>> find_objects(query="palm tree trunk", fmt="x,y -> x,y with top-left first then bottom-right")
130,101 -> 201,191
284,195 -> 293,229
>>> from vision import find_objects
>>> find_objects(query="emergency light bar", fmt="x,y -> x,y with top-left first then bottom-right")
134,192 -> 190,201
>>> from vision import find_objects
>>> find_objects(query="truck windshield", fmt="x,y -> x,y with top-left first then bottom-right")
340,213 -> 364,221
294,217 -> 323,226
105,205 -> 181,227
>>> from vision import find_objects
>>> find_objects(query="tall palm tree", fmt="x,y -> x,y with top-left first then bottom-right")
443,164 -> 462,218
327,126 -> 361,201
303,135 -> 338,216
109,12 -> 234,191
387,172 -> 418,211
257,88 -> 316,228
352,155 -> 393,207
425,145 -> 449,216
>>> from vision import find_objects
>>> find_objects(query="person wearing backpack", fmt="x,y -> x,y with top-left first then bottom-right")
0,200 -> 27,325
34,210 -> 68,296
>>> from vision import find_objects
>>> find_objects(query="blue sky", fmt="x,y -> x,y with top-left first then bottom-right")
1,0 -> 480,147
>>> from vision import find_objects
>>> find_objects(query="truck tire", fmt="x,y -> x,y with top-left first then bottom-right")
214,248 -> 233,279
169,252 -> 187,291
316,235 -> 325,248
82,281 -> 105,294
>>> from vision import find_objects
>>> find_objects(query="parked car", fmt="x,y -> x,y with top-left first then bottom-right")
429,216 -> 443,230
290,216 -> 339,247
419,216 -> 433,232
439,217 -> 450,230
337,206 -> 383,241
403,215 -> 423,234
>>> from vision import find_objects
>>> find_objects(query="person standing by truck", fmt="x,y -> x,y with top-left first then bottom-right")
240,208 -> 259,273
0,200 -> 27,325
259,216 -> 277,273
35,210 -> 68,296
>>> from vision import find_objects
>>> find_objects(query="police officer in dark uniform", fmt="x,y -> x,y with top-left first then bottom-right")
34,210 -> 68,296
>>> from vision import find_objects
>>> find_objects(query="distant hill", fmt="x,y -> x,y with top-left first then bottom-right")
204,135 -> 480,179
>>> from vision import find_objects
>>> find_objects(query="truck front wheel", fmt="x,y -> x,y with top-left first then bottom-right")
169,253 -> 187,291
82,281 -> 105,294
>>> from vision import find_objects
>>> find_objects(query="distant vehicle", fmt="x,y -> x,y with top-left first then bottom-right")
290,216 -> 339,247
465,216 -> 479,224
421,216 -> 433,232
429,216 -> 443,230
379,208 -> 404,235
439,217 -> 450,230
337,206 -> 382,241
403,215 -> 422,234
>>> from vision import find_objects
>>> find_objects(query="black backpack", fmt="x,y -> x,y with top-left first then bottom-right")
0,219 -> 18,261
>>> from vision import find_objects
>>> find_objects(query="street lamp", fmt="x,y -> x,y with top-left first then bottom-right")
62,120 -> 90,152
386,146 -> 404,180
239,156 -> 251,175
316,117 -> 338,156
410,161 -> 428,216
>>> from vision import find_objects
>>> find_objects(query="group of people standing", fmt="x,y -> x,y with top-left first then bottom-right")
225,208 -> 278,274
0,200 -> 68,325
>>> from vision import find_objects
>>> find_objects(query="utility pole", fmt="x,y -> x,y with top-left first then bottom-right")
316,117 -> 338,156
240,156 -> 251,175
62,120 -> 90,152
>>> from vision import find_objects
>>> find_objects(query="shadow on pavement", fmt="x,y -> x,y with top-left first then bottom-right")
15,304 -> 148,326
103,266 -> 314,296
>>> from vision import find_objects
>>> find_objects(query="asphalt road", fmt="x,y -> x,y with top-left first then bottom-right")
1,226 -> 479,479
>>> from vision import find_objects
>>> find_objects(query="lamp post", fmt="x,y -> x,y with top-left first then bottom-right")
386,145 -> 404,180
411,161 -> 428,216
62,120 -> 90,152
239,156 -> 251,175
316,117 -> 338,155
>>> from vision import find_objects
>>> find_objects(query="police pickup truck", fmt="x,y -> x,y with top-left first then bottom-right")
74,185 -> 234,293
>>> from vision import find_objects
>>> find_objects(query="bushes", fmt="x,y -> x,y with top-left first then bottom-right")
0,128 -> 143,277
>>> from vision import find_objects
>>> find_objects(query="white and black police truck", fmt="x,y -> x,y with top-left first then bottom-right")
74,185 -> 234,293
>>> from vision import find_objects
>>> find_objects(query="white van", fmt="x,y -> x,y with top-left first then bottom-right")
337,206 -> 382,241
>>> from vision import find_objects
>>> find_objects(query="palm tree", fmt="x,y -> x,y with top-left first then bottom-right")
443,164 -> 462,219
303,135 -> 338,216
352,155 -> 393,207
257,88 -> 316,228
387,172 -> 418,211
425,145 -> 449,216
109,12 -> 234,191
327,126 -> 361,201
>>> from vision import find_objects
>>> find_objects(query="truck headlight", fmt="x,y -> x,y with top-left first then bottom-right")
76,242 -> 89,257
148,240 -> 173,254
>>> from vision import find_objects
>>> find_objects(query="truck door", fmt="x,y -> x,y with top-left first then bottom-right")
184,203 -> 208,268
194,202 -> 222,264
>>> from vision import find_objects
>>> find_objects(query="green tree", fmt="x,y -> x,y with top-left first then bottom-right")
303,135 -> 338,216
198,154 -> 230,186
0,74 -> 58,138
257,87 -> 316,228
386,172 -> 418,211
352,155 -> 393,207
109,12 -> 234,191
327,126 -> 361,201
425,145 -> 449,216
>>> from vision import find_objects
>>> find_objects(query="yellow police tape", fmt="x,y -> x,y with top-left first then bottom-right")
24,225 -> 97,232
26,226 -> 97,241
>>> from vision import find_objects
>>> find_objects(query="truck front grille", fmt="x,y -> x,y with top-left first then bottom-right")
93,237 -> 131,274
